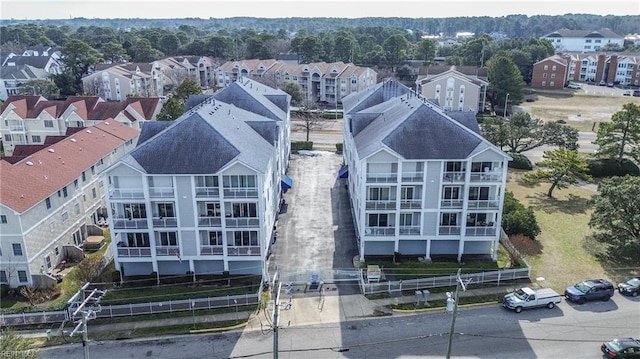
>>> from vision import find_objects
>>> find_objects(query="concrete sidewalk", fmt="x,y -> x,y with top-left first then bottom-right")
16,283 -> 527,339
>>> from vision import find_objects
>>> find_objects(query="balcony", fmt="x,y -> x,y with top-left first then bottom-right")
112,217 -> 148,229
470,173 -> 502,182
9,125 -> 26,132
227,246 -> 261,256
399,226 -> 420,235
366,173 -> 398,183
198,217 -> 222,227
225,217 -> 259,228
465,225 -> 497,236
200,245 -> 224,255
149,187 -> 174,198
117,247 -> 151,257
365,200 -> 397,210
440,199 -> 463,209
223,188 -> 258,198
467,200 -> 500,210
443,172 -> 465,182
195,187 -> 219,198
152,217 -> 178,228
156,246 -> 180,256
364,227 -> 395,236
400,199 -> 422,209
401,172 -> 424,182
438,225 -> 461,235
109,188 -> 145,200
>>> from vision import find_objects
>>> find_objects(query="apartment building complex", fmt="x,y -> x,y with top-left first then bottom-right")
103,78 -> 291,280
342,80 -> 510,262
0,95 -> 160,156
415,66 -> 488,113
0,46 -> 62,101
215,59 -> 377,105
0,121 -> 139,288
541,29 -> 624,52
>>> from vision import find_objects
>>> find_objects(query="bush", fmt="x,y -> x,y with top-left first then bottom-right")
291,141 -> 313,150
335,143 -> 343,153
508,153 -> 533,170
323,111 -> 343,119
587,158 -> 640,178
502,191 -> 541,240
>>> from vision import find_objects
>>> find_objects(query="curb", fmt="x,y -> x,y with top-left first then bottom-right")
189,321 -> 248,334
392,300 -> 501,314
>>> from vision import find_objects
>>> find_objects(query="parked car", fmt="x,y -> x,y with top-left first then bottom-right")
567,83 -> 582,89
502,287 -> 562,313
564,279 -> 614,304
599,80 -> 607,86
601,338 -> 640,358
607,82 -> 615,87
618,277 -> 640,297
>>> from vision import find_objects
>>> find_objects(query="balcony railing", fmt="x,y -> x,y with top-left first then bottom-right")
465,225 -> 497,236
200,245 -> 224,255
223,188 -> 258,198
438,225 -> 461,235
155,246 -> 180,256
152,217 -> 178,228
400,199 -> 422,209
227,246 -> 261,256
9,125 -> 26,132
366,173 -> 398,183
225,217 -> 259,227
440,199 -> 463,209
198,217 -> 222,227
149,187 -> 174,198
365,200 -> 397,210
470,172 -> 502,182
117,247 -> 151,257
364,227 -> 395,236
467,200 -> 500,209
195,187 -> 220,198
112,217 -> 148,229
109,188 -> 145,199
443,172 -> 465,182
401,172 -> 424,182
399,226 -> 421,235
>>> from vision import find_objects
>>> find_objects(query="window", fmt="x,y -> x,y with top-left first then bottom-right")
123,203 -> 147,219
61,211 -> 69,223
445,162 -> 463,172
156,232 -> 177,246
57,190 -> 61,197
63,186 -> 68,198
92,188 -> 97,199
74,203 -> 80,215
18,271 -> 28,283
552,65 -> 556,71
32,135 -> 41,143
0,271 -> 7,283
543,73 -> 548,78
3,134 -> 11,142
443,186 -> 461,199
441,213 -> 458,225
126,233 -> 150,247
12,243 -> 23,256
543,65 -> 548,70
551,73 -> 556,78
44,120 -> 54,128
471,162 -> 494,172
202,231 -> 223,245
400,187 -> 415,200
91,166 -> 95,175
368,187 -> 391,200
469,187 -> 490,200
230,231 -> 258,246
45,255 -> 52,269
367,213 -> 389,227
55,247 -> 59,256
196,175 -> 219,188
74,179 -> 78,188
0,215 -> 6,224
205,203 -> 221,217
231,203 -> 257,217
399,213 -> 417,226
156,203 -> 175,218
82,172 -> 86,182
223,175 -> 256,188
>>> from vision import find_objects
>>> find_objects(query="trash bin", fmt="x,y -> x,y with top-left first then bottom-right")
422,289 -> 430,303
415,290 -> 422,304
446,292 -> 455,313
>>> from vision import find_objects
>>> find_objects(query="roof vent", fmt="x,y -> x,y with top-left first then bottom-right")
70,138 -> 77,142
26,161 -> 34,166
86,129 -> 92,134
105,121 -> 110,125
48,148 -> 55,153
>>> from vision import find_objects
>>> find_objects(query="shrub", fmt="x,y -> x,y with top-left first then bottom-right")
508,153 -> 533,170
335,143 -> 343,153
323,111 -> 343,119
291,141 -> 313,150
502,191 -> 541,239
587,158 -> 640,178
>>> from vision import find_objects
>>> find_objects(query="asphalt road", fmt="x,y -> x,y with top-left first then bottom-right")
37,294 -> 640,359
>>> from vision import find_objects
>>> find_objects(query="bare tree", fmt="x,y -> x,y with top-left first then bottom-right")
163,68 -> 189,92
297,98 -> 322,142
71,255 -> 103,284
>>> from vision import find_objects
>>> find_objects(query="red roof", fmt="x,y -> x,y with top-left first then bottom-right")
0,120 -> 140,213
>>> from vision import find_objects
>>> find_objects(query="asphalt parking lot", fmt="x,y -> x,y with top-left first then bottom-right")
267,150 -> 359,294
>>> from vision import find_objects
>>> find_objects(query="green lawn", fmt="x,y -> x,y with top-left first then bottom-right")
505,169 -> 636,292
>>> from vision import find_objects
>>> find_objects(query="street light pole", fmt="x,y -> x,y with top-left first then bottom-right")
446,269 -> 468,359
503,93 -> 509,119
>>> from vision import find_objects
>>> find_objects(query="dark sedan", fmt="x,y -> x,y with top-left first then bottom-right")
618,277 -> 640,297
601,338 -> 640,358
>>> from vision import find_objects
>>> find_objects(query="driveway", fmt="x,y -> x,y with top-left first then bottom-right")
267,150 -> 359,293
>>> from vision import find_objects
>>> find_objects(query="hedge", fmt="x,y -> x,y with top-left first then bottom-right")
587,158 -> 640,178
508,153 -> 533,170
291,141 -> 313,150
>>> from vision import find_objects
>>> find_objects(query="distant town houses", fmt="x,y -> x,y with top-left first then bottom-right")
0,45 -> 62,100
532,52 -> 640,89
541,28 -> 624,53
0,95 -> 161,156
415,66 -> 488,114
0,120 -> 140,288
215,59 -> 377,105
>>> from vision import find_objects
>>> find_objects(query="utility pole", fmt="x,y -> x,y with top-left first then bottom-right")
503,93 -> 510,119
446,269 -> 469,359
67,282 -> 107,359
272,274 -> 281,359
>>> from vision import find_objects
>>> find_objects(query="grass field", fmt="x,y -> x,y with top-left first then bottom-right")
519,90 -> 640,132
505,169 -> 638,293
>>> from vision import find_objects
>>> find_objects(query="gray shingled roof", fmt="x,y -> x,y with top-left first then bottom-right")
444,111 -> 481,134
185,95 -> 211,111
212,79 -> 288,121
137,122 -> 173,145
342,79 -> 414,115
353,96 -> 489,160
543,28 -> 622,38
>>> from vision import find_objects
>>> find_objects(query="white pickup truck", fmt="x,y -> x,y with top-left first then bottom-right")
502,287 -> 562,313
